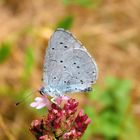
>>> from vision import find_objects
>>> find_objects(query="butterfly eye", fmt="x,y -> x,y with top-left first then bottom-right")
77,66 -> 80,68
60,42 -> 63,44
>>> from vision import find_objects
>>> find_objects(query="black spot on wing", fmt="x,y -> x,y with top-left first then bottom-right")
80,80 -> 84,84
64,45 -> 68,48
81,87 -> 92,92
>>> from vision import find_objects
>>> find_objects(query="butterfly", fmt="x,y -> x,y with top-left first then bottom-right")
39,28 -> 98,98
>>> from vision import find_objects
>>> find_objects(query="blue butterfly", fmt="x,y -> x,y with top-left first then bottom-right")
39,28 -> 98,98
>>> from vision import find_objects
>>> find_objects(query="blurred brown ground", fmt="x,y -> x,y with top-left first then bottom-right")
0,0 -> 140,140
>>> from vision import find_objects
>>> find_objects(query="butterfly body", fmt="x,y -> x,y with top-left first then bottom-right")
40,28 -> 98,97
39,86 -> 62,97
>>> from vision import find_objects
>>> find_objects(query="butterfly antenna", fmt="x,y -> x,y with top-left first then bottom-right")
15,90 -> 38,106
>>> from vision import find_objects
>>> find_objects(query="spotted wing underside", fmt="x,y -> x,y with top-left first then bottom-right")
43,28 -> 98,96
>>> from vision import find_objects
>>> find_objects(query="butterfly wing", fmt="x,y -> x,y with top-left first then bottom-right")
56,49 -> 98,93
43,28 -> 98,96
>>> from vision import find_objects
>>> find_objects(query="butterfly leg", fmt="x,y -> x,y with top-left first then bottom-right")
51,95 -> 70,105
51,97 -> 56,103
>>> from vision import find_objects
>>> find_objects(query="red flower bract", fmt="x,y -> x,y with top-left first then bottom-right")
30,98 -> 91,140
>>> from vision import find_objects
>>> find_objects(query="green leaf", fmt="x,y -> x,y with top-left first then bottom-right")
25,47 -> 34,73
56,15 -> 74,30
84,106 -> 95,119
82,106 -> 95,140
75,0 -> 94,7
114,80 -> 132,98
88,85 -> 102,101
0,41 -> 11,63
61,0 -> 101,8
61,0 -> 72,5
85,76 -> 135,139
22,47 -> 34,81
104,76 -> 119,88
82,123 -> 93,140
120,115 -> 140,140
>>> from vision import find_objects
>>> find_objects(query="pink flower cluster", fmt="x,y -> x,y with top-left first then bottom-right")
30,97 -> 91,140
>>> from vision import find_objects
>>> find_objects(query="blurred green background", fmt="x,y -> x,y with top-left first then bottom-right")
0,0 -> 140,140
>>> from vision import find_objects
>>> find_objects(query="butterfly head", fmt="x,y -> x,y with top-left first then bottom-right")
39,86 -> 62,97
39,87 -> 48,95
